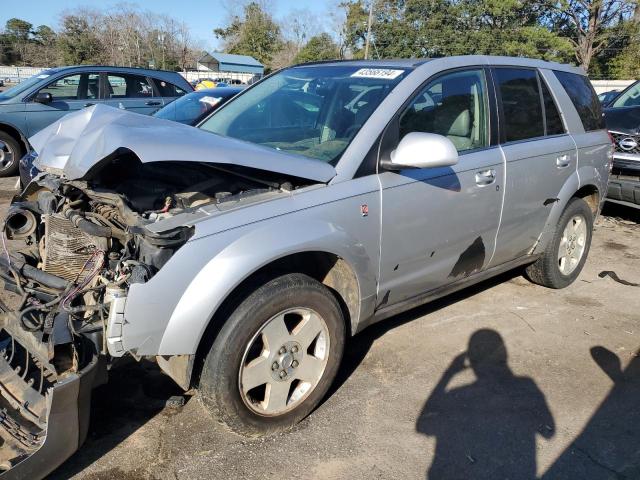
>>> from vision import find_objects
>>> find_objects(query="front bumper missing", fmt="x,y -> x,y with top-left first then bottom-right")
0,316 -> 104,479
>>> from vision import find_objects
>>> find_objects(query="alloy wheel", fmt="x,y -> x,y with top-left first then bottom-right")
238,307 -> 330,416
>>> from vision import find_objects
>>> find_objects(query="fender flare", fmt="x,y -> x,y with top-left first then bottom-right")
532,169 -> 601,255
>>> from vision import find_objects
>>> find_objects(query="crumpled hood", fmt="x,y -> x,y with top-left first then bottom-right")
30,104 -> 336,183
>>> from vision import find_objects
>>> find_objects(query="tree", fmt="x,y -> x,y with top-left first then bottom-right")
340,0 -> 573,62
544,0 -> 637,71
294,33 -> 340,63
58,14 -> 103,64
4,18 -> 33,65
214,2 -> 283,70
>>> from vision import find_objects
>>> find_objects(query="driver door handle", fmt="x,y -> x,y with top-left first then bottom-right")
145,101 -> 161,106
84,103 -> 95,107
475,169 -> 496,186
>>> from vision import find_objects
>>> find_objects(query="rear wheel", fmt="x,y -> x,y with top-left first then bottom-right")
198,273 -> 345,436
526,197 -> 593,288
0,131 -> 22,177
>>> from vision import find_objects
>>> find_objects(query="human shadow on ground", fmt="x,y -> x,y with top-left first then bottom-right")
542,346 -> 640,479
416,329 -> 555,479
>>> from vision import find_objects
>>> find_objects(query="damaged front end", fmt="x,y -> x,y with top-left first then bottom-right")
0,155 -> 274,477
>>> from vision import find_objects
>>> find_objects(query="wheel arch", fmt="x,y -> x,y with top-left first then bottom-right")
532,173 -> 601,255
189,250 -> 361,389
0,122 -> 28,154
572,183 -> 600,216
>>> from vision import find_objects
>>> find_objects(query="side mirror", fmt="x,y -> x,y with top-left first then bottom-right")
384,132 -> 459,170
34,92 -> 52,104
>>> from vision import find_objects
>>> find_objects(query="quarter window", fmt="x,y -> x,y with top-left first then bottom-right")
400,69 -> 489,152
106,74 -> 154,98
154,79 -> 188,97
495,68 -> 544,142
554,71 -> 605,131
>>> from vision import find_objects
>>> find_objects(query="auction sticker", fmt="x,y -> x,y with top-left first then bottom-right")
351,68 -> 404,80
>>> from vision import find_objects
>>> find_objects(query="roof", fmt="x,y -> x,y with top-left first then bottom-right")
42,65 -> 193,90
199,52 -> 264,74
291,55 -> 584,75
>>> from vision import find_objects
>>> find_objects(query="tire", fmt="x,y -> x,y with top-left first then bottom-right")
525,197 -> 593,289
198,273 -> 345,436
0,131 -> 23,177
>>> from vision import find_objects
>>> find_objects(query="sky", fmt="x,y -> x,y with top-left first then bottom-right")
0,0 -> 332,51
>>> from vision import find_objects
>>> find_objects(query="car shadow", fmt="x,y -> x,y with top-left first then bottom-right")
327,268 -> 524,399
49,358 -> 187,479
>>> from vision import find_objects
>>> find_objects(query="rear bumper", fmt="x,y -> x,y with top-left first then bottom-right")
0,317 -> 105,479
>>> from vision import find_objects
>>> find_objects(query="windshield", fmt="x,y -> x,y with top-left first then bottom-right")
199,65 -> 410,163
0,70 -> 55,100
154,89 -> 240,125
611,81 -> 640,108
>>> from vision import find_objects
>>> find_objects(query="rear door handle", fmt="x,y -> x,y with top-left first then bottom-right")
556,154 -> 570,168
475,169 -> 496,186
145,101 -> 161,106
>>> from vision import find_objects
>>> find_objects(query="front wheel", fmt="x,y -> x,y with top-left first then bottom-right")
0,132 -> 22,177
198,273 -> 345,436
526,197 -> 594,289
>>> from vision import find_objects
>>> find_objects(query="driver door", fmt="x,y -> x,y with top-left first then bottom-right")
377,68 -> 504,308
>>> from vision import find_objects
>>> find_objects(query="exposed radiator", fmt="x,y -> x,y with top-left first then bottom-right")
42,214 -> 106,283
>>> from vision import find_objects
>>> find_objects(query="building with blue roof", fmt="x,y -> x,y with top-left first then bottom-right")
196,52 -> 264,83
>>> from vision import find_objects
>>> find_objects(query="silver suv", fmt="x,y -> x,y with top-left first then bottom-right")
0,57 -> 611,478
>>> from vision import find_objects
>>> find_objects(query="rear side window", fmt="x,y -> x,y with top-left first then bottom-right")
106,74 -> 154,98
540,79 -> 565,135
495,68 -> 544,142
554,71 -> 604,131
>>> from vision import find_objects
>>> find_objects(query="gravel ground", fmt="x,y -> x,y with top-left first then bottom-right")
0,177 -> 638,479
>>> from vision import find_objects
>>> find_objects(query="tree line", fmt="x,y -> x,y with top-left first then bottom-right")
214,0 -> 640,79
0,5 -> 198,71
1,1 -> 639,79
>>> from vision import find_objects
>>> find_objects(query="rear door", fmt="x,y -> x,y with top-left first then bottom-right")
489,67 -> 577,267
102,73 -> 162,115
24,72 -> 101,136
378,67 -> 505,307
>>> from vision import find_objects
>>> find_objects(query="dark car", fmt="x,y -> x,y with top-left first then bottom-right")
0,65 -> 193,176
153,87 -> 243,125
603,80 -> 640,208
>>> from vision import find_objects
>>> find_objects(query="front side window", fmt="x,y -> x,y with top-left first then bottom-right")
610,81 -> 640,108
495,68 -> 544,142
199,65 -> 410,163
38,73 -> 100,101
400,69 -> 489,152
555,71 -> 604,131
106,74 -> 154,98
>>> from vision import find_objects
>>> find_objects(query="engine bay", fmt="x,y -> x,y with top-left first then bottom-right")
0,157 -> 299,375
